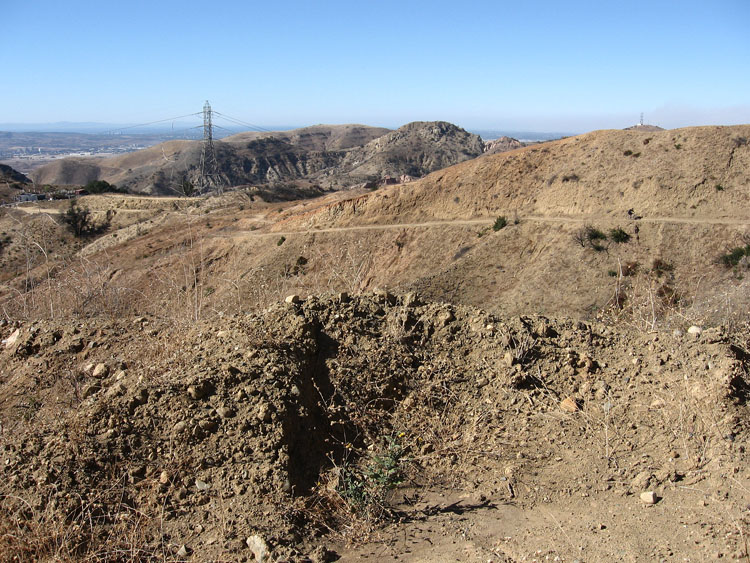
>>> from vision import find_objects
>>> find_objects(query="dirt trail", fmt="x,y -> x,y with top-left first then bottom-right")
215,213 -> 750,239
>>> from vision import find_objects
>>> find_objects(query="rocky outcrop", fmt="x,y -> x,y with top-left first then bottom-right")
483,135 -> 524,154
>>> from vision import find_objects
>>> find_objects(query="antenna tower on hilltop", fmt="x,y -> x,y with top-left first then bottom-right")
199,100 -> 223,193
640,112 -> 644,126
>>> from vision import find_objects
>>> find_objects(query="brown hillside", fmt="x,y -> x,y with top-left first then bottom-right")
291,125 -> 750,227
29,122 -> 482,195
6,126 -> 749,325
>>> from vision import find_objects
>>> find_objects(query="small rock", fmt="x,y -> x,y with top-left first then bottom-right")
257,403 -> 272,423
217,406 -> 235,419
198,419 -> 219,433
195,479 -> 210,491
246,535 -> 270,562
285,294 -> 301,304
187,381 -> 213,400
176,544 -> 189,558
105,381 -> 127,398
2,328 -> 20,348
92,363 -> 109,378
560,396 -> 579,413
503,351 -> 515,367
159,471 -> 170,484
436,310 -> 454,326
476,376 -> 488,388
173,421 -> 188,433
672,328 -> 684,338
216,330 -> 228,338
687,325 -> 702,336
640,491 -> 658,504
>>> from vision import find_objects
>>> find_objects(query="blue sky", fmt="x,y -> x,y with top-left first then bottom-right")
1,0 -> 749,132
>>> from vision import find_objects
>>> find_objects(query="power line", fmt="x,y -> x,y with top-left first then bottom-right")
104,112 -> 203,135
199,101 -> 224,194
213,111 -> 272,133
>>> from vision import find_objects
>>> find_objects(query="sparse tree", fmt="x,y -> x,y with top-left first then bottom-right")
63,200 -> 93,237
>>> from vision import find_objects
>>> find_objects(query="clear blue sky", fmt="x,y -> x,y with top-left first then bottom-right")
2,0 -> 749,132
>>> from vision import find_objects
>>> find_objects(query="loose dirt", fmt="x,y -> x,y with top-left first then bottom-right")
1,293 -> 748,561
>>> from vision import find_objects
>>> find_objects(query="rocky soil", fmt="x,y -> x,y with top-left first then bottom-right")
1,292 -> 748,561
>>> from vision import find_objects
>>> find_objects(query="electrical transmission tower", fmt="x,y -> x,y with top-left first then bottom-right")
640,112 -> 644,126
199,100 -> 224,193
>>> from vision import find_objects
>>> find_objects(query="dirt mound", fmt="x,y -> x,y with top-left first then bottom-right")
1,293 -> 748,561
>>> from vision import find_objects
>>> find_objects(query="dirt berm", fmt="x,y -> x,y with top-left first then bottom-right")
1,293 -> 749,561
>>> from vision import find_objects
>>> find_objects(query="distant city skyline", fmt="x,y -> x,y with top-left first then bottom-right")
2,0 -> 749,133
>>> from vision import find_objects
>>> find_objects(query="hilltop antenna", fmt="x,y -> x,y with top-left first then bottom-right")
199,100 -> 224,194
639,112 -> 644,127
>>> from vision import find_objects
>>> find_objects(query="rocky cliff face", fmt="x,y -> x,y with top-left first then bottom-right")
30,122 -> 487,195
483,135 -> 524,154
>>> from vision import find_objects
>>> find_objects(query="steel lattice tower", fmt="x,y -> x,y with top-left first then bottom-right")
199,100 -> 223,193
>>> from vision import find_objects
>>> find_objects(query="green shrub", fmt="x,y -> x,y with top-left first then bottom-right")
719,245 -> 750,267
586,226 -> 607,241
573,225 -> 608,249
277,236 -> 286,246
62,200 -> 111,237
609,227 -> 631,243
84,180 -> 125,194
337,434 -> 407,517
492,216 -> 508,231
